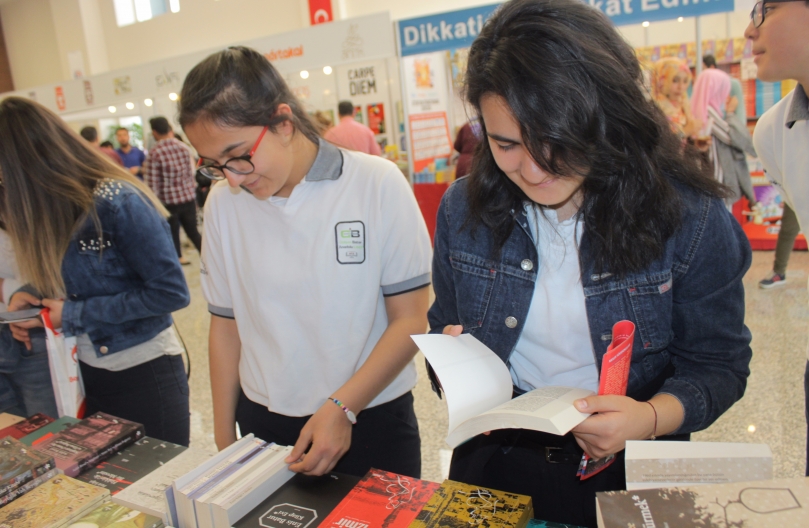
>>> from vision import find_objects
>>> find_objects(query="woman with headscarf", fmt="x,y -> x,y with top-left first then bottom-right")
653,57 -> 701,140
692,68 -> 757,209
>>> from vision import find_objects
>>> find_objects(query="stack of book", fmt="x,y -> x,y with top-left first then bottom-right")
32,412 -> 145,477
69,501 -> 164,528
20,416 -> 80,447
0,475 -> 109,527
0,412 -> 55,439
0,436 -> 58,506
170,434 -> 295,528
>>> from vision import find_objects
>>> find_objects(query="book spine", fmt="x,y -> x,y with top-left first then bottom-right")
74,426 -> 145,475
0,469 -> 33,502
0,468 -> 58,506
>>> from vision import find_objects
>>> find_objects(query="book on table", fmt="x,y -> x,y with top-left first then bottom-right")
526,520 -> 585,528
0,474 -> 109,528
0,412 -> 24,430
0,413 -> 55,440
67,500 -> 164,528
20,416 -> 80,447
233,472 -> 361,528
411,333 -> 593,448
76,436 -> 188,494
0,467 -> 59,507
624,440 -> 773,490
596,477 -> 809,528
318,468 -> 440,528
192,442 -> 295,528
0,436 -> 56,505
409,479 -> 534,528
32,412 -> 145,477
112,446 -> 214,527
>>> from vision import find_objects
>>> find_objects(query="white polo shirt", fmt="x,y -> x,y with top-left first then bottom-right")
200,139 -> 432,416
753,84 -> 809,360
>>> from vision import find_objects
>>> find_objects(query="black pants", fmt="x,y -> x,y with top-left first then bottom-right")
80,354 -> 190,446
166,200 -> 202,258
774,202 -> 800,275
236,390 -> 421,478
450,429 -> 689,528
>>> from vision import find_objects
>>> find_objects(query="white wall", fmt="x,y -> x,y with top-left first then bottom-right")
0,0 -> 62,89
95,0 -> 306,72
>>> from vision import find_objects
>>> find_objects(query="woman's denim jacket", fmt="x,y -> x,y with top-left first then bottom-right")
428,178 -> 753,434
57,180 -> 190,357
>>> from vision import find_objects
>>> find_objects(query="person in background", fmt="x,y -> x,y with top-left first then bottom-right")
0,98 -> 190,444
115,127 -> 146,179
0,228 -> 58,418
323,101 -> 382,155
80,126 -> 123,166
312,111 -> 334,135
745,0 -> 809,474
453,119 -> 482,178
143,117 -> 202,266
652,57 -> 701,140
428,1 -> 752,525
691,68 -> 757,210
180,46 -> 430,477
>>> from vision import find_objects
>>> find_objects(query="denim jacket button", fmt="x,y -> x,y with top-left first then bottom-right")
99,346 -> 109,354
521,259 -> 534,271
505,316 -> 518,328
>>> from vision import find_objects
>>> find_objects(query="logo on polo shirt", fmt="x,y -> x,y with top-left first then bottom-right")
335,221 -> 365,264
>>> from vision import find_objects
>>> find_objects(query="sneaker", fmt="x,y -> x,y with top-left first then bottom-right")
759,271 -> 787,289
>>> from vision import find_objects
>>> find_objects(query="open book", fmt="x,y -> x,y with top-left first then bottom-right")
411,333 -> 593,448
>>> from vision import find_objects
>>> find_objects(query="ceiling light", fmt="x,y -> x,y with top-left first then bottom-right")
642,21 -> 650,28
125,102 -> 135,110
169,93 -> 178,101
108,106 -> 117,113
300,70 -> 310,79
323,66 -> 333,75
144,98 -> 153,107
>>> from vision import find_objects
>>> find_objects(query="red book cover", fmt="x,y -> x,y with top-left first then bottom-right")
0,413 -> 55,440
579,320 -> 635,480
319,469 -> 440,528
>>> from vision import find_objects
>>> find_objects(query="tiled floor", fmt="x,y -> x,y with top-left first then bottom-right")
173,247 -> 809,483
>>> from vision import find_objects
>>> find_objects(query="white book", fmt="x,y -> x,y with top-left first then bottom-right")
203,445 -> 295,528
411,333 -> 593,448
625,440 -> 773,490
172,435 -> 260,528
112,447 -> 214,526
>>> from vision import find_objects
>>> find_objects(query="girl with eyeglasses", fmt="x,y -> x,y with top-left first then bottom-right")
428,0 -> 752,525
0,97 -> 191,445
179,46 -> 431,477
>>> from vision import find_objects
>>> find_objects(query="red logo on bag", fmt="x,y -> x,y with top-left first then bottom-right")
71,345 -> 78,363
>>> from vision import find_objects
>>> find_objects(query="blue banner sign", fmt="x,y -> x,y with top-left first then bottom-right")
588,0 -> 735,26
397,4 -> 501,57
397,0 -> 735,56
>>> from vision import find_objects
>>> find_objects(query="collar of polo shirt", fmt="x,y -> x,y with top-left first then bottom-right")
306,138 -> 345,181
786,84 -> 809,129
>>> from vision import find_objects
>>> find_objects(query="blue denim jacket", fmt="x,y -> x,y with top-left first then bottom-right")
428,177 -> 752,434
59,180 -> 190,357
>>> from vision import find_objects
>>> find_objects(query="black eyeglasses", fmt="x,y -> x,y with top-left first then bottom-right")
750,0 -> 804,28
196,126 -> 269,181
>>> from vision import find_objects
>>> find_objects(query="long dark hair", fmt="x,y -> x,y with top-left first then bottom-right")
178,46 -> 320,143
464,0 -> 724,276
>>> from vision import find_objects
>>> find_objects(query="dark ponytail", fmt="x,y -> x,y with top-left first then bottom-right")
179,46 -> 320,143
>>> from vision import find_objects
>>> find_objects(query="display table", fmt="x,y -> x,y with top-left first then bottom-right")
733,197 -> 807,251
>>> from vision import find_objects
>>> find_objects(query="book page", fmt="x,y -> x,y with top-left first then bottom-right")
491,386 -> 577,414
411,334 -> 514,436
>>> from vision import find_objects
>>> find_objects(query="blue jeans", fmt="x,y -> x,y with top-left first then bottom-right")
0,326 -> 59,418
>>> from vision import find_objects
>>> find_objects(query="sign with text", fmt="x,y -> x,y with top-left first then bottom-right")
588,0 -> 735,26
397,4 -> 501,57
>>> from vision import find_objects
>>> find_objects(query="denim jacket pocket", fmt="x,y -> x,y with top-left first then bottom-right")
627,272 -> 674,352
449,250 -> 497,330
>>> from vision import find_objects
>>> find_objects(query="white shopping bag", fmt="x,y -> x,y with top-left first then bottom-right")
42,308 -> 85,418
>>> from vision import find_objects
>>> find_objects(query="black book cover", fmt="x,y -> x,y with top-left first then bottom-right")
75,436 -> 187,494
234,472 -> 361,528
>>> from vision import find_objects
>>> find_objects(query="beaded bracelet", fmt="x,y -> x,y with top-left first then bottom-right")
645,400 -> 658,440
328,397 -> 357,425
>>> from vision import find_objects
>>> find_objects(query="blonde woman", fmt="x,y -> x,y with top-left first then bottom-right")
0,98 -> 191,444
652,57 -> 701,140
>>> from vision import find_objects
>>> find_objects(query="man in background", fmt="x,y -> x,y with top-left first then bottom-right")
80,125 -> 123,166
115,127 -> 146,179
746,0 -> 809,474
324,100 -> 382,155
143,116 -> 202,266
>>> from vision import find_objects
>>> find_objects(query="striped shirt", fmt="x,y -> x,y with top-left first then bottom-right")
144,138 -> 196,205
